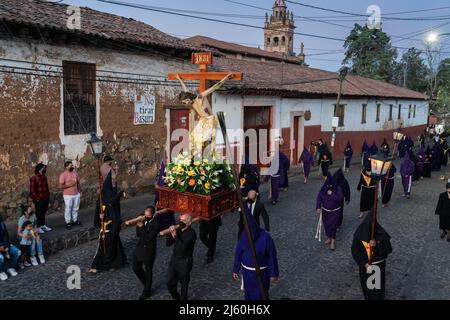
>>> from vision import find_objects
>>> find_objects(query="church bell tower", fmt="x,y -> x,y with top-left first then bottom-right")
264,0 -> 295,56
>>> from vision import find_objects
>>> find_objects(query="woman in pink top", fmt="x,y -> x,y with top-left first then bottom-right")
59,161 -> 81,230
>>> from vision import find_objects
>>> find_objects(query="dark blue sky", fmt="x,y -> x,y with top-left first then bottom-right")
63,0 -> 450,71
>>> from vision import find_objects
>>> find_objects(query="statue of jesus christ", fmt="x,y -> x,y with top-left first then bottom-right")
176,73 -> 233,159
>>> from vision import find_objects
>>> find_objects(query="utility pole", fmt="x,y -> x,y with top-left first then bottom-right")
331,66 -> 349,156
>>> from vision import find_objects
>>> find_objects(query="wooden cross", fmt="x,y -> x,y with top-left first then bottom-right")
167,52 -> 242,93
168,52 -> 242,157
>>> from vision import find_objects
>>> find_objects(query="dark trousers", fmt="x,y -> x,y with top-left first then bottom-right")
166,256 -> 193,300
34,199 -> 49,227
199,221 -> 219,259
132,254 -> 155,296
321,163 -> 329,177
19,244 -> 31,262
359,260 -> 386,300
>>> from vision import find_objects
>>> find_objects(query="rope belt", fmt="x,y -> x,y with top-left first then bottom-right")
371,259 -> 385,265
363,185 -> 375,188
322,207 -> 341,212
242,263 -> 268,271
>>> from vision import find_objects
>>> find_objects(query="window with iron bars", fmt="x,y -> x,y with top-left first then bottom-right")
63,61 -> 96,135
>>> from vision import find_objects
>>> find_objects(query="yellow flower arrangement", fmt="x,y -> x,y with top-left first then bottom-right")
164,153 -> 235,195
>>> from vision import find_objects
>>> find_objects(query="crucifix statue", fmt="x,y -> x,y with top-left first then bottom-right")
168,52 -> 242,159
176,73 -> 232,158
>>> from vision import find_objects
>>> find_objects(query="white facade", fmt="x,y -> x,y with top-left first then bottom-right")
212,92 -> 428,162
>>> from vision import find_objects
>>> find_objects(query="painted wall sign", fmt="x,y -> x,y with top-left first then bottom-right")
191,52 -> 213,65
134,95 -> 156,125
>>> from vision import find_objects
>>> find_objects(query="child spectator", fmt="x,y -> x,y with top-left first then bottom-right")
19,221 -> 33,268
17,205 -> 45,266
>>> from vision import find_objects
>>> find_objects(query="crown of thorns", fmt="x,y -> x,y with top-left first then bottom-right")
178,91 -> 197,103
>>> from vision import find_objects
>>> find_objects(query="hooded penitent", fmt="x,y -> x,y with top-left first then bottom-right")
300,146 -> 314,177
370,141 -> 378,156
233,207 -> 279,300
316,173 -> 344,239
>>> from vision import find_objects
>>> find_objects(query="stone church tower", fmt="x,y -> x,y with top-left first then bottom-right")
263,0 -> 305,63
264,0 -> 295,56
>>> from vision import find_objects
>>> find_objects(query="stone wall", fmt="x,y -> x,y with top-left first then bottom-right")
0,38 -> 195,221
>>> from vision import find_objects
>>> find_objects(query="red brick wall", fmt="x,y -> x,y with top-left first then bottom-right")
304,125 -> 322,150
322,124 -> 426,159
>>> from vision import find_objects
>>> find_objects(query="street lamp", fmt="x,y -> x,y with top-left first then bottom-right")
426,32 -> 450,43
367,153 -> 393,264
87,133 -> 107,253
87,133 -> 104,159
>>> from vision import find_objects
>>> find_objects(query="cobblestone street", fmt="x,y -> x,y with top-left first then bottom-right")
1,163 -> 449,300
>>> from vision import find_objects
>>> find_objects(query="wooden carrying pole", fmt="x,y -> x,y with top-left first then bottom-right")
96,158 -> 106,254
159,217 -> 201,236
368,179 -> 380,265
217,111 -> 268,300
124,209 -> 170,226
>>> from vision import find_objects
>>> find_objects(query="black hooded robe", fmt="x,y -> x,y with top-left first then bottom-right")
351,215 -> 392,300
319,151 -> 333,177
91,171 -> 127,271
357,170 -> 377,212
435,192 -> 450,231
423,148 -> 432,178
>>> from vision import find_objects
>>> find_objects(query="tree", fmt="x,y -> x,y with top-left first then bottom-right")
437,58 -> 450,90
424,43 -> 445,114
435,58 -> 450,115
392,48 -> 428,92
343,24 -> 397,82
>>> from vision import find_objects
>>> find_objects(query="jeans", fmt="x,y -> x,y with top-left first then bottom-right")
30,239 -> 43,257
63,193 -> 81,224
0,245 -> 21,272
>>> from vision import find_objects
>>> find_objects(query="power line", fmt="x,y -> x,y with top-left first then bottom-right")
96,0 -> 345,42
285,0 -> 450,21
93,0 -> 450,55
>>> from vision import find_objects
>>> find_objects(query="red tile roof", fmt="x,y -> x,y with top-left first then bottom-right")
212,57 -> 427,100
0,0 -> 200,52
186,35 -> 303,65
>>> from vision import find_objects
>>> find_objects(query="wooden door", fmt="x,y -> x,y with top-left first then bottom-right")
293,116 -> 300,164
169,109 -> 190,160
243,106 -> 271,167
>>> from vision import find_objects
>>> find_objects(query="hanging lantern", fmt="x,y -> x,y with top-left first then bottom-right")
369,153 -> 393,179
87,133 -> 104,159
393,129 -> 404,142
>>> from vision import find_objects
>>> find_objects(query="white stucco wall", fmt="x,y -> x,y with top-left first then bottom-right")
213,93 -> 428,136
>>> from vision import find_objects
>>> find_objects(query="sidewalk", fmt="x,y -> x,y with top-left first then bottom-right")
6,192 -> 154,256
4,157 -> 353,257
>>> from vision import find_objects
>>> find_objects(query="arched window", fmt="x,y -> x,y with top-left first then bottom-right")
273,37 -> 279,47
267,37 -> 271,45
281,36 -> 286,45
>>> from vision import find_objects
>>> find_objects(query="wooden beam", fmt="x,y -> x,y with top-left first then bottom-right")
167,72 -> 242,81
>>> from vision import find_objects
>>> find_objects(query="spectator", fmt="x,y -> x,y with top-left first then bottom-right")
0,214 -> 21,281
59,160 -> 81,230
17,205 -> 45,266
18,221 -> 33,268
29,163 -> 52,234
